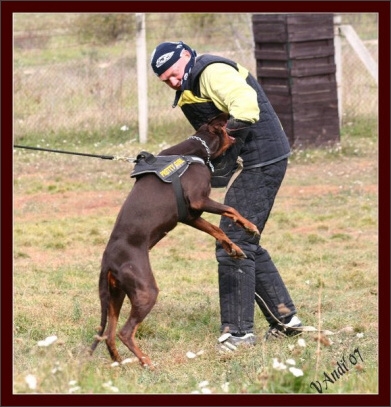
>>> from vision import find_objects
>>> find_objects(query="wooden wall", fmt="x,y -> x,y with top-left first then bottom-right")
252,14 -> 340,148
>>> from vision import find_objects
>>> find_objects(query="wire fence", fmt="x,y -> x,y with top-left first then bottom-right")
13,13 -> 378,142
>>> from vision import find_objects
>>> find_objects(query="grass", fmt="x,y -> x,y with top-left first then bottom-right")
11,118 -> 379,395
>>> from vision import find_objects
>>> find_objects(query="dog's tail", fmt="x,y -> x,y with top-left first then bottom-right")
89,267 -> 110,354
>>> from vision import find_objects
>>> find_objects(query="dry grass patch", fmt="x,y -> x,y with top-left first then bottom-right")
13,129 -> 378,394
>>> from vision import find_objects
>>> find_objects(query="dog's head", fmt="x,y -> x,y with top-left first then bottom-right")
198,113 -> 235,160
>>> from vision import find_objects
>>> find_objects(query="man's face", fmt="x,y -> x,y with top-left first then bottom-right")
158,50 -> 190,90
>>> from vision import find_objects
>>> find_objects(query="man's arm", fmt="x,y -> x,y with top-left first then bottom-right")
199,63 -> 259,122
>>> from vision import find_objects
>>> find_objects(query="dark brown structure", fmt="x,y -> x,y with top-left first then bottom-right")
252,14 -> 340,148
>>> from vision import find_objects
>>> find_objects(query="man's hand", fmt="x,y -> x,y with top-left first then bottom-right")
226,118 -> 252,135
211,118 -> 252,187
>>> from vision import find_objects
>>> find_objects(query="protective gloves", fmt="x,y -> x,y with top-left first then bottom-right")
210,118 -> 252,188
226,118 -> 253,135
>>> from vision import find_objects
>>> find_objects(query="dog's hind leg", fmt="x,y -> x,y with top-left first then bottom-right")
117,260 -> 159,368
104,271 -> 126,362
90,268 -> 125,361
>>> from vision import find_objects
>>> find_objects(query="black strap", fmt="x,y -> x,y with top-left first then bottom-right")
171,172 -> 188,222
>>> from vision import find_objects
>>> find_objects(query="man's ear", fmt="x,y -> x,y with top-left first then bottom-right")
181,49 -> 191,59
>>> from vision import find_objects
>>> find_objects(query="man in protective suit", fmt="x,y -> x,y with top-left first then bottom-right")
151,41 -> 303,348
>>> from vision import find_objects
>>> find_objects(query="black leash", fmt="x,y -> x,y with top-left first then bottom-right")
13,144 -> 136,162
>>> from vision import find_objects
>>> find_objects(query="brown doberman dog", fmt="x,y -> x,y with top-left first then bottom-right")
90,113 -> 260,368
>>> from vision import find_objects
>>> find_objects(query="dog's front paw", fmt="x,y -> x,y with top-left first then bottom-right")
229,245 -> 247,259
245,224 -> 260,238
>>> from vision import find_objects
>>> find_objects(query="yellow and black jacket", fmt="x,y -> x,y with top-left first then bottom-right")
178,54 -> 291,170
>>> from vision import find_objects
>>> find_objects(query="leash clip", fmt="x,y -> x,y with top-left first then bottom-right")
113,155 -> 136,163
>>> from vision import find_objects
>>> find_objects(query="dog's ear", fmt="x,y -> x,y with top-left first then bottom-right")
207,113 -> 229,133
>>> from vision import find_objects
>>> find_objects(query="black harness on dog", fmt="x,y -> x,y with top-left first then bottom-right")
131,152 -> 206,222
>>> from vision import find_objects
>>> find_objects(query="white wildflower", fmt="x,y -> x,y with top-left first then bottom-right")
272,358 -> 287,370
110,361 -> 120,367
102,380 -> 119,392
37,335 -> 58,347
221,382 -> 230,392
199,380 -> 209,388
121,357 -> 138,365
25,374 -> 37,390
289,367 -> 304,377
186,351 -> 197,359
286,358 -> 296,365
69,386 -> 81,393
103,380 -> 113,386
356,332 -> 364,338
51,361 -> 62,374
297,338 -> 306,347
197,380 -> 211,393
120,125 -> 129,131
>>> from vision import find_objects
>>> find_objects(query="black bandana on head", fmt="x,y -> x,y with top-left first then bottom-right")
150,41 -> 197,109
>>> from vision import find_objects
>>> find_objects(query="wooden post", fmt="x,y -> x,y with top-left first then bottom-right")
340,24 -> 378,85
334,14 -> 343,127
136,13 -> 148,143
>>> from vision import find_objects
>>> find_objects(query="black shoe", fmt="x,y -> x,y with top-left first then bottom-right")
265,316 -> 303,341
218,332 -> 256,351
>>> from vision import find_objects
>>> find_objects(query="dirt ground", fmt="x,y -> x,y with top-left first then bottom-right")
13,152 -> 378,270
13,153 -> 377,218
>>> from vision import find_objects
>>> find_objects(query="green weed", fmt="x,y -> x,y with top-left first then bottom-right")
13,118 -> 378,394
